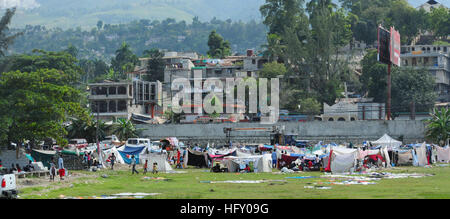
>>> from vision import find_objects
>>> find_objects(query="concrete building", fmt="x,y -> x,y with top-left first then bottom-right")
320,98 -> 385,122
418,0 -> 447,12
88,80 -> 163,122
401,44 -> 450,102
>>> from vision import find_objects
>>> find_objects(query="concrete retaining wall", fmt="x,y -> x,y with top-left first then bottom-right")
137,120 -> 427,145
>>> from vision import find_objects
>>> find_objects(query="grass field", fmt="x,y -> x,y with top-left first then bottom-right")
18,165 -> 450,199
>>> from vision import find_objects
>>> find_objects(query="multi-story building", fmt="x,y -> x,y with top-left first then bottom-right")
88,79 -> 163,122
401,44 -> 450,102
134,50 -> 268,123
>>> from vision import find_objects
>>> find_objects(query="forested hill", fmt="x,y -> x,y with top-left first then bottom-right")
7,0 -> 266,29
8,18 -> 268,62
5,0 -> 444,29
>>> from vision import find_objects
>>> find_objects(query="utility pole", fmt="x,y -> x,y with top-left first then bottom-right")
387,63 -> 391,120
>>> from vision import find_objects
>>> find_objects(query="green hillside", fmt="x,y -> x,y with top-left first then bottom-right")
8,0 -> 266,29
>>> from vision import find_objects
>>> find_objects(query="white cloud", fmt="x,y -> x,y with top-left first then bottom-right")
0,0 -> 40,10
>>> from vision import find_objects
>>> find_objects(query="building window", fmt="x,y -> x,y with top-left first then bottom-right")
99,101 -> 107,113
328,118 -> 334,121
118,100 -> 127,112
109,87 -> 116,95
118,86 -> 126,95
252,59 -> 256,64
97,87 -> 107,95
109,101 -> 117,112
338,118 -> 346,121
350,117 -> 356,121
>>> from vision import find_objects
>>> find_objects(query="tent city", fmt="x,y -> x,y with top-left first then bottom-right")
0,0 -> 449,204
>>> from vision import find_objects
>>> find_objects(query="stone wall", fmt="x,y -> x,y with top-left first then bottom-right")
137,120 -> 427,145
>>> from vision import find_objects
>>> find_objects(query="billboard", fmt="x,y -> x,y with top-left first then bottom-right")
390,27 -> 401,67
378,26 -> 391,65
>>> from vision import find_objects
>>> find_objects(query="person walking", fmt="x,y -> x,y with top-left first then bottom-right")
131,155 -> 139,174
143,160 -> 148,174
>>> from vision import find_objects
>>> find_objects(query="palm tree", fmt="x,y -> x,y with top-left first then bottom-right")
113,118 -> 140,141
425,108 -> 449,146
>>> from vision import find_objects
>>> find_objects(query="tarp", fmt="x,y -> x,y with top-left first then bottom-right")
436,146 -> 450,163
222,155 -> 272,173
184,149 -> 208,168
415,142 -> 428,167
139,153 -> 173,172
397,150 -> 413,165
371,134 -> 402,148
330,148 -> 357,173
118,146 -> 146,164
31,149 -> 57,168
103,146 -> 125,164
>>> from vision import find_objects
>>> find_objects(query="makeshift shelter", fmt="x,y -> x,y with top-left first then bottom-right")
103,146 -> 125,164
117,146 -> 146,164
330,147 -> 357,173
222,154 -> 272,173
31,149 -> 56,168
31,149 -> 85,170
184,149 -> 209,168
140,153 -> 173,172
397,150 -> 413,166
436,146 -> 450,163
414,143 -> 428,167
371,134 -> 402,148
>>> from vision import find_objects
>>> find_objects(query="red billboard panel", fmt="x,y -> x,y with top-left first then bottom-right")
390,27 -> 401,67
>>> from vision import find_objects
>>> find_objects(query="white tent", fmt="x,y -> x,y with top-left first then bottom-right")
222,155 -> 272,173
330,147 -> 357,173
139,153 -> 173,173
103,146 -> 125,164
371,134 -> 402,148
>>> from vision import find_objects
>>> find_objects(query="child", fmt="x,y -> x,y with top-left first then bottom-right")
143,160 -> 148,174
152,162 -> 158,174
49,161 -> 56,182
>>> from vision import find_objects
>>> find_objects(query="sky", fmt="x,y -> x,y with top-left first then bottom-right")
0,0 -> 449,10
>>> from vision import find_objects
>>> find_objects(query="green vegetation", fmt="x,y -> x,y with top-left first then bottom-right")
9,17 -> 268,62
425,108 -> 450,146
207,30 -> 231,59
18,166 -> 450,199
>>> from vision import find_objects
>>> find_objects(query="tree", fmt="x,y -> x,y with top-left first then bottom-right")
0,49 -> 84,86
64,44 -> 79,59
391,67 -> 436,117
260,0 -> 305,36
299,98 -> 322,120
427,7 -> 450,39
360,49 -> 388,103
0,8 -> 22,56
97,20 -> 103,31
207,30 -> 231,59
111,42 -> 139,80
113,118 -> 140,141
259,62 -> 287,79
0,69 -> 89,156
143,48 -> 165,82
425,108 -> 449,146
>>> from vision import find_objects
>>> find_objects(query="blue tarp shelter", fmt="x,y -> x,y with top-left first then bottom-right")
118,146 -> 146,164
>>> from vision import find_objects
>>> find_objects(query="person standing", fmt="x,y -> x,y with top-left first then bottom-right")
58,154 -> 65,180
49,160 -> 56,182
110,153 -> 116,170
131,155 -> 139,174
